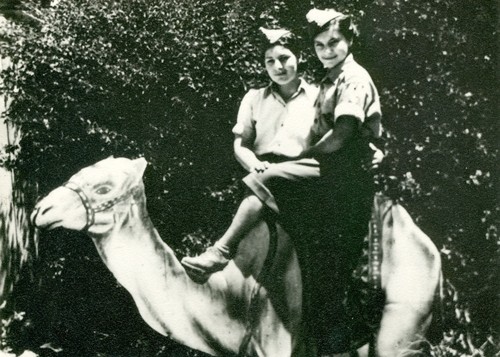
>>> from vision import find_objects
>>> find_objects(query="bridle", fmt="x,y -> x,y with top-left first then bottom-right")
63,181 -> 139,231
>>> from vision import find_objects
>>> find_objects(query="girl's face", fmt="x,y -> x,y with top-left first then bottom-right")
314,27 -> 351,69
264,45 -> 298,86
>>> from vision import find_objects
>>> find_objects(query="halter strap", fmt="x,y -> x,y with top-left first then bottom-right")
63,181 -> 139,231
63,181 -> 95,231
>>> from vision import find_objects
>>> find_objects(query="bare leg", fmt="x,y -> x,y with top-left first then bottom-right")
217,194 -> 264,250
181,195 -> 264,275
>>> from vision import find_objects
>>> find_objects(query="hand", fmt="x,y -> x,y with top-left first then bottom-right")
363,143 -> 384,171
371,143 -> 384,169
252,161 -> 270,173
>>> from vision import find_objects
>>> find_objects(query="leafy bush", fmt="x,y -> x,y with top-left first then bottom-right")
0,0 -> 497,355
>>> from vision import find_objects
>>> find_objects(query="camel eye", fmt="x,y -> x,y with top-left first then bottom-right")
95,186 -> 111,195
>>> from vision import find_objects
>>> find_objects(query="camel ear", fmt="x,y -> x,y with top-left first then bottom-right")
133,157 -> 148,178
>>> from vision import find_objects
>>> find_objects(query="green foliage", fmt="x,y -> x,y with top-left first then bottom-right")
0,0 -> 497,355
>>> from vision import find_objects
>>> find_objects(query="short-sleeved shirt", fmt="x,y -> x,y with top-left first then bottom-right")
313,54 -> 382,140
232,79 -> 319,158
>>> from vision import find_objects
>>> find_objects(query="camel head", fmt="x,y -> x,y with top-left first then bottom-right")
31,157 -> 148,235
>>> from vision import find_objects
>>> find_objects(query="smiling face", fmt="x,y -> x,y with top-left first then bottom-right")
313,27 -> 351,69
264,45 -> 299,86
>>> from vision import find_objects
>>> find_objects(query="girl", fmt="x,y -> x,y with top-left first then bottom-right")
304,8 -> 382,257
302,8 -> 383,353
181,27 -> 321,278
182,20 -> 383,283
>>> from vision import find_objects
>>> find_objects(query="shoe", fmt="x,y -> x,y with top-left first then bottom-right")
181,246 -> 231,277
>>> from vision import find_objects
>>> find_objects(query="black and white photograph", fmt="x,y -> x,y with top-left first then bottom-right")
0,0 -> 497,356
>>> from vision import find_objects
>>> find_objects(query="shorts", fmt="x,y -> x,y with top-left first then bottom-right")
242,156 -> 320,214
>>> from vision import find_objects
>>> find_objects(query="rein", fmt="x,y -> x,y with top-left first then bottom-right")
63,181 -> 139,231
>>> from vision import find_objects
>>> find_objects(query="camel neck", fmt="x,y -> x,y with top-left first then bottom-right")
91,202 -> 182,276
87,199 -> 239,355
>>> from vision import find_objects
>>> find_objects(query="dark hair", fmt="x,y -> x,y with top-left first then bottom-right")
308,15 -> 359,43
258,32 -> 304,59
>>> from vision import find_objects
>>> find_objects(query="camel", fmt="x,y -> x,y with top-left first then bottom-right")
31,157 -> 441,357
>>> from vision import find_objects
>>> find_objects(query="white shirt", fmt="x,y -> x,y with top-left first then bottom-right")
232,79 -> 319,158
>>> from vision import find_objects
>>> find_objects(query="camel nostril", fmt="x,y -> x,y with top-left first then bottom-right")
41,206 -> 52,215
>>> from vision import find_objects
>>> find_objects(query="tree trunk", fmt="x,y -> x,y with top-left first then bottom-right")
0,53 -> 38,320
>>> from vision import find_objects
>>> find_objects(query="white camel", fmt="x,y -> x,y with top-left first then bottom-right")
31,157 -> 441,357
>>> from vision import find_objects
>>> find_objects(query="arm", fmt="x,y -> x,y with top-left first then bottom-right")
303,116 -> 358,157
232,90 -> 270,173
234,136 -> 269,173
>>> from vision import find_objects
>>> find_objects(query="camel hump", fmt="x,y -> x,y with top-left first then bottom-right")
375,193 -> 441,306
377,193 -> 440,264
